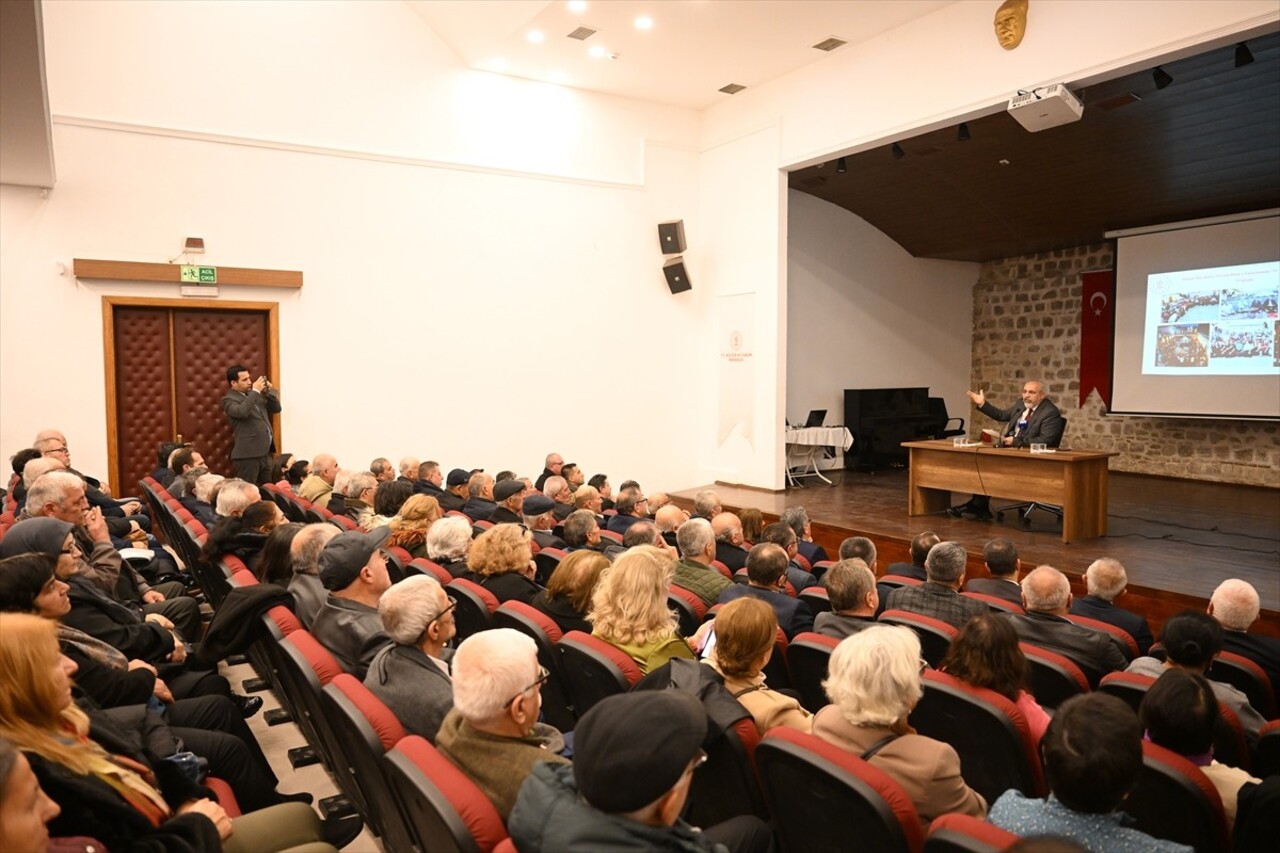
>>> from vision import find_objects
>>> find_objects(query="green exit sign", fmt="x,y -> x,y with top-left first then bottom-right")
180,265 -> 217,284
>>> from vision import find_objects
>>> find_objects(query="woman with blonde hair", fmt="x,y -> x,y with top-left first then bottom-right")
464,523 -> 541,604
814,624 -> 986,827
386,494 -> 442,559
708,597 -> 813,734
532,550 -> 609,635
0,613 -> 344,852
589,546 -> 694,673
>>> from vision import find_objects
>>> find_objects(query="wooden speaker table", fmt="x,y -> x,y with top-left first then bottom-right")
901,439 -> 1118,543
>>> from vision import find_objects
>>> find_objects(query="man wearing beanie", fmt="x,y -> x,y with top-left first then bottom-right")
508,692 -> 774,852
310,526 -> 394,679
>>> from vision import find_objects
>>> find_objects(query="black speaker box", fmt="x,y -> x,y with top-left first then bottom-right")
658,220 -> 686,255
663,256 -> 692,293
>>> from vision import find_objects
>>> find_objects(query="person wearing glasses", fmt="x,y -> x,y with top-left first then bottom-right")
813,625 -> 987,828
309,528 -> 393,680
509,691 -> 774,853
365,576 -> 456,743
435,629 -> 569,820
605,487 -> 649,536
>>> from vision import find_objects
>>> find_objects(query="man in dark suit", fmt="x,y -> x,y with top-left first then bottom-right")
489,479 -> 525,524
716,543 -> 813,639
883,530 -> 937,582
435,468 -> 470,512
461,472 -> 497,521
523,495 -> 567,550
711,512 -> 749,572
758,522 -> 817,592
534,453 -> 563,492
221,364 -> 281,485
1006,565 -> 1127,686
605,487 -> 648,535
814,558 -> 878,640
965,537 -> 1023,606
780,506 -> 829,567
395,456 -> 420,488
949,380 -> 1064,519
1210,578 -> 1280,707
414,461 -> 449,498
1069,557 -> 1153,654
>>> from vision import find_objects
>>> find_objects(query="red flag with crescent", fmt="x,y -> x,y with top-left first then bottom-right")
1080,270 -> 1114,408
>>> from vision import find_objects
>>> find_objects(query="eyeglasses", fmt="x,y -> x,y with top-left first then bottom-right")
682,749 -> 709,777
44,446 -> 69,455
506,664 -> 550,706
431,600 -> 457,624
919,658 -> 931,675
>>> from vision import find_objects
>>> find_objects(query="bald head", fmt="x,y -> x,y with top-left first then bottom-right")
712,512 -> 743,545
312,454 -> 338,484
654,504 -> 686,533
1209,579 -> 1260,631
1021,565 -> 1071,614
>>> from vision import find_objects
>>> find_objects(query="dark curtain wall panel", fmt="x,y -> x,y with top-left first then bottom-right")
112,307 -> 175,493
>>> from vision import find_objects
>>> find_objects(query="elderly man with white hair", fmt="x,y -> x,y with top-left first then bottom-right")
435,628 -> 570,819
1210,578 -> 1280,708
427,515 -> 473,578
1007,565 -> 1128,685
214,478 -> 262,518
813,625 -> 987,826
287,523 -> 339,628
1069,557 -> 1153,655
298,452 -> 339,506
542,475 -> 574,522
364,575 -> 456,742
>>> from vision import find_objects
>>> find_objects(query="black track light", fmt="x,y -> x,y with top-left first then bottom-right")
1235,42 -> 1254,68
836,157 -> 847,174
1153,66 -> 1173,90
957,123 -> 970,142
891,143 -> 905,160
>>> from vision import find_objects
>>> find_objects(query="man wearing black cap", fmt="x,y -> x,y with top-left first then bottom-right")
523,495 -> 567,550
489,479 -> 526,524
509,691 -> 774,852
462,472 -> 497,521
436,468 -> 470,512
310,527 -> 394,679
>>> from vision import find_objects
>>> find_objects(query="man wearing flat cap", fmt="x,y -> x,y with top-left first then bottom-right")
509,691 -> 774,852
523,495 -> 567,550
310,526 -> 394,679
435,468 -> 470,513
489,479 -> 526,524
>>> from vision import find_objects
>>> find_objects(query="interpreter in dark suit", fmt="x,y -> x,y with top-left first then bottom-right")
716,543 -> 813,639
950,380 -> 1064,519
221,364 -> 281,485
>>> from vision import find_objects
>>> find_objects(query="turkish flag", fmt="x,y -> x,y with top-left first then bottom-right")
1080,270 -> 1115,409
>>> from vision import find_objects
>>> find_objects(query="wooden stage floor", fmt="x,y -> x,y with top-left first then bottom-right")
673,469 -> 1280,614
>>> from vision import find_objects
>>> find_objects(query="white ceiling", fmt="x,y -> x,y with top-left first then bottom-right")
405,0 -> 957,110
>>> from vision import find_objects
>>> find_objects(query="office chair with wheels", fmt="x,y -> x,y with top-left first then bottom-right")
995,418 -> 1067,526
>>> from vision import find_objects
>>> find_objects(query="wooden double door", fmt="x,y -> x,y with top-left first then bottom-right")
104,297 -> 280,493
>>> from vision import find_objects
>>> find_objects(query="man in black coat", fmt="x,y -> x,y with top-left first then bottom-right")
965,537 -> 1024,606
1069,557 -> 1153,654
1210,578 -> 1280,708
1006,565 -> 1127,686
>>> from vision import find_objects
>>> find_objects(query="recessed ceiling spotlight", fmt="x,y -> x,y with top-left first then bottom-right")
635,16 -> 653,30
567,1 -> 587,12
527,30 -> 545,44
588,44 -> 608,59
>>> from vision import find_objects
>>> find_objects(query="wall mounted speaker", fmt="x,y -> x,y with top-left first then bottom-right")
663,256 -> 692,294
658,220 -> 686,255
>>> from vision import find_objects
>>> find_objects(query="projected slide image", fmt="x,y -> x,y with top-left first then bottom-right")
1155,324 -> 1210,368
1144,261 -> 1280,376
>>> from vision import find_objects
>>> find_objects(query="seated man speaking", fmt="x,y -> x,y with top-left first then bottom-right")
949,380 -> 1064,520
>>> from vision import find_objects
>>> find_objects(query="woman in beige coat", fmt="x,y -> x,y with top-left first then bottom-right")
707,597 -> 812,734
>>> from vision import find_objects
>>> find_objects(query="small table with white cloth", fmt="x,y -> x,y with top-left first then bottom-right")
784,426 -> 854,487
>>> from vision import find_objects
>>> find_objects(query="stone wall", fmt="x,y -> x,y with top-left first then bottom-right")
970,244 -> 1279,487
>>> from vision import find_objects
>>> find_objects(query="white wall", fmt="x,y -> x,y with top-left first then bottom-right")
786,190 -> 977,465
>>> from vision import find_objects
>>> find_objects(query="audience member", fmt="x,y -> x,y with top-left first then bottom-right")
562,508 -> 607,554
561,462 -> 585,490
166,446 -> 206,499
534,453 -> 563,492
425,515 -> 472,577
780,506 -> 828,566
1007,565 -> 1128,685
647,492 -> 672,515
1125,610 -> 1266,740
523,495 -> 568,549
365,575 -> 455,743
435,629 -> 570,819
883,541 -> 987,630
461,472 -> 497,521
815,558 -> 878,640
590,546 -> 695,673
606,487 -> 649,535
215,478 -> 262,518
371,479 -> 412,527
717,543 -> 814,639
989,693 -> 1191,851
297,453 -> 338,506
738,507 -> 764,544
310,527 -> 393,679
201,500 -> 285,568
151,441 -> 186,487
254,521 -> 304,584
711,512 -> 750,572
1140,668 -> 1260,826
814,625 -> 987,826
587,472 -> 613,512
964,537 -> 1023,606
940,613 -> 1050,742
384,494 -> 441,559
464,523 -> 541,605
287,523 -> 338,628
837,535 -> 877,570
437,468 -> 470,512
672,518 -> 733,608
284,458 -> 310,490
508,691 -> 773,853
1209,578 -> 1280,708
885,531 -> 938,581
1070,557 -> 1153,654
709,597 -> 813,734
531,550 -> 608,635
541,476 -> 574,522
393,456 -> 419,487
340,471 -> 377,528
369,457 -> 395,483
621,519 -> 667,554
759,521 -> 817,592
414,460 -> 448,499
489,478 -> 525,523
0,736 -> 60,853
268,452 -> 295,487
653,503 -> 688,549
192,473 -> 224,525
573,484 -> 606,520
692,489 -> 722,520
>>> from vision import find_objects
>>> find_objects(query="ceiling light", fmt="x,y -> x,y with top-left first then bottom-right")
588,44 -> 608,59
1153,66 -> 1173,90
635,16 -> 653,30
891,143 -> 905,160
1235,42 -> 1254,68
567,1 -> 588,12
526,30 -> 544,44
958,122 -> 971,142
836,157 -> 847,174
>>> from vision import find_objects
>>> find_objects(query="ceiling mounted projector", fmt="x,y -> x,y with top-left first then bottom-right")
1007,84 -> 1083,132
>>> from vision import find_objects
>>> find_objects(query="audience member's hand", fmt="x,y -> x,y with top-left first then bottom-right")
145,613 -> 175,630
966,389 -> 985,406
178,799 -> 233,840
128,520 -> 143,535
168,637 -> 187,663
122,500 -> 142,515
689,618 -> 715,653
143,590 -> 166,604
127,659 -> 156,674
85,507 -> 111,543
153,679 -> 175,704
522,560 -> 537,580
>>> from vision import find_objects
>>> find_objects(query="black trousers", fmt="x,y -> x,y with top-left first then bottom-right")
141,580 -> 202,642
170,695 -> 281,812
233,455 -> 271,486
703,815 -> 776,853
